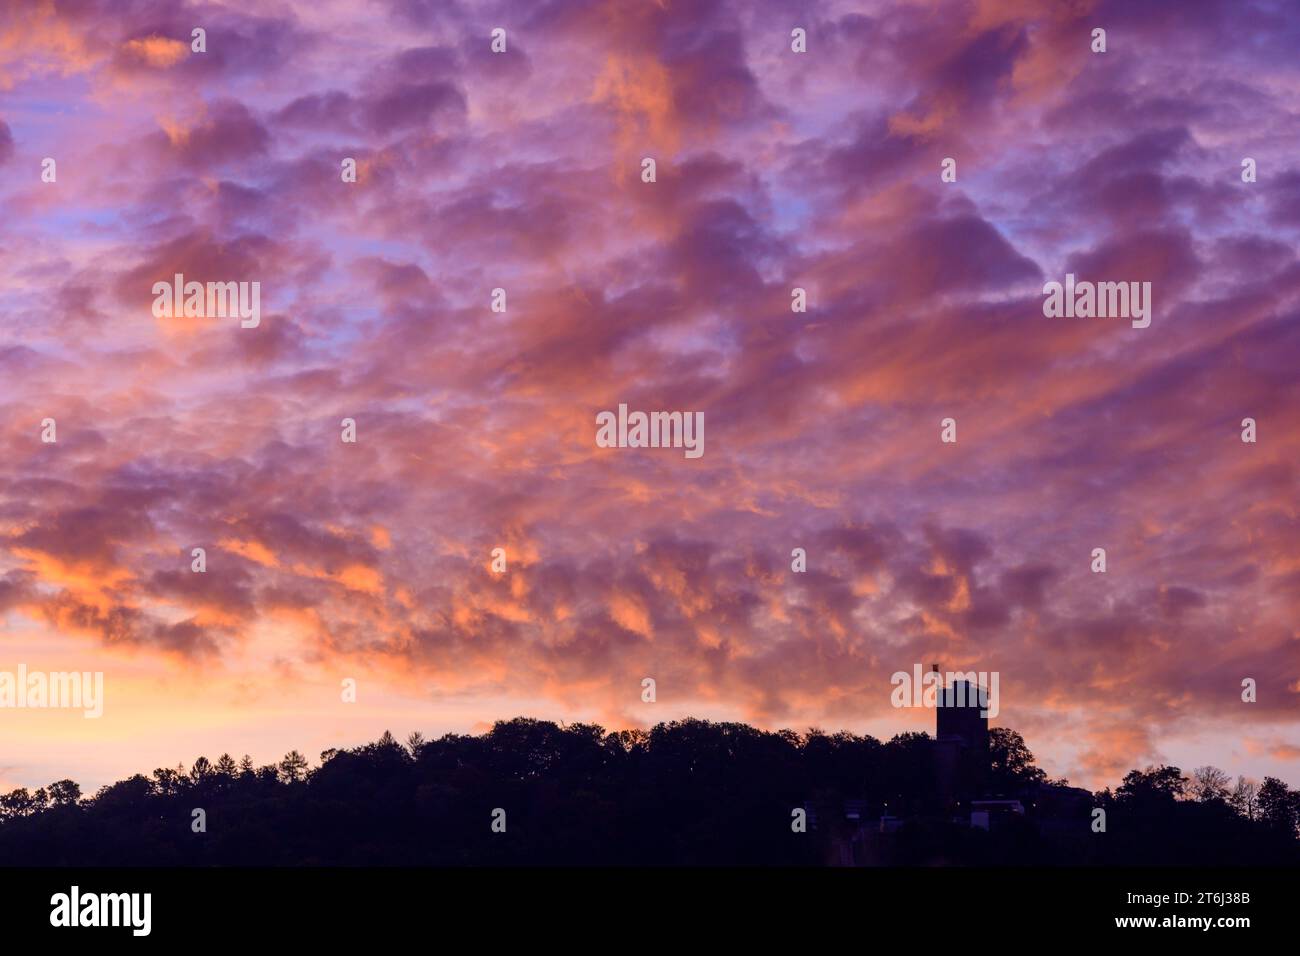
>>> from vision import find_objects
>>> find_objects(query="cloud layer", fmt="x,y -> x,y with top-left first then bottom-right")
0,0 -> 1297,791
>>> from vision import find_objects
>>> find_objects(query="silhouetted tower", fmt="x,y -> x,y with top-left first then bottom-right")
932,664 -> 990,806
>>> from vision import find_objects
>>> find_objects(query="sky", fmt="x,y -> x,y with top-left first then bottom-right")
0,0 -> 1297,795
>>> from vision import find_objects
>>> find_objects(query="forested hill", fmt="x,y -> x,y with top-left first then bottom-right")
1,718 -> 1296,865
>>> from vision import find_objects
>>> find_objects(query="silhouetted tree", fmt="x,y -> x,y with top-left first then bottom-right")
1230,776 -> 1259,820
1117,766 -> 1188,804
190,756 -> 213,784
1258,777 -> 1298,835
215,754 -> 238,778
1190,766 -> 1231,803
46,780 -> 81,807
152,767 -> 183,797
0,788 -> 36,820
988,727 -> 1046,794
93,774 -> 154,809
278,751 -> 310,784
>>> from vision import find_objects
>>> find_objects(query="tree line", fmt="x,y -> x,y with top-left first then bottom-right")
0,718 -> 1296,865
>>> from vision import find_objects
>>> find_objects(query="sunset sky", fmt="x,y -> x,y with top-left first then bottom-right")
0,0 -> 1297,795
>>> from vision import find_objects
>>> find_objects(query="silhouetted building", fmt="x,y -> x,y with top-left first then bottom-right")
931,665 -> 990,808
